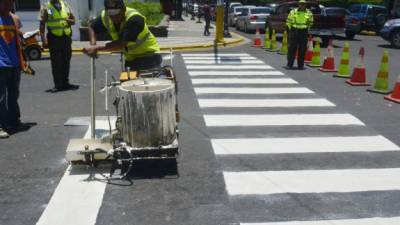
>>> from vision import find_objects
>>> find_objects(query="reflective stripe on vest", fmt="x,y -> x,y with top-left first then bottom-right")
46,1 -> 72,37
101,7 -> 160,61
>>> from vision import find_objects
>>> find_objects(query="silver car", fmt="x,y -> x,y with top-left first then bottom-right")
228,5 -> 255,27
236,7 -> 272,33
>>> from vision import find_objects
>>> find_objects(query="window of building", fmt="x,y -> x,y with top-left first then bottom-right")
15,0 -> 40,11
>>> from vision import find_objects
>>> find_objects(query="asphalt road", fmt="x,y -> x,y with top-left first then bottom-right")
1,32 -> 400,225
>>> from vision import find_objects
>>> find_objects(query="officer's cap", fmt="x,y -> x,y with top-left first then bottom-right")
104,0 -> 125,9
299,0 -> 307,4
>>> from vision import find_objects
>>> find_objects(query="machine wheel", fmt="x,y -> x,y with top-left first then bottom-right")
391,29 -> 400,49
25,46 -> 42,60
345,31 -> 356,39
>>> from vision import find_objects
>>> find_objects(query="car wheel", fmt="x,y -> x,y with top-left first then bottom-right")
345,31 -> 356,39
391,29 -> 400,49
25,46 -> 41,60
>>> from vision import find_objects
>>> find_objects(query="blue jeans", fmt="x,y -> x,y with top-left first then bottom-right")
0,67 -> 21,129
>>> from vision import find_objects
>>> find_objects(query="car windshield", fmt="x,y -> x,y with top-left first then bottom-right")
251,8 -> 271,14
325,8 -> 348,16
235,7 -> 247,13
349,5 -> 362,13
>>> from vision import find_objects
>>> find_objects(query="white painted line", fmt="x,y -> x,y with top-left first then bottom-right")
182,53 -> 250,57
183,56 -> 258,60
192,78 -> 297,84
187,65 -> 273,70
198,99 -> 334,108
212,135 -> 399,155
194,87 -> 314,95
203,114 -> 365,126
189,71 -> 285,76
240,217 -> 400,225
184,60 -> 264,64
36,120 -> 113,225
224,168 -> 400,195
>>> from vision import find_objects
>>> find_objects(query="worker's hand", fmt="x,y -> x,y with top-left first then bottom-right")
42,40 -> 48,49
83,46 -> 98,58
66,18 -> 75,26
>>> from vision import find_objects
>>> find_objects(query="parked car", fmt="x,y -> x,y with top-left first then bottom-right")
321,7 -> 358,39
228,6 -> 254,26
346,4 -> 388,34
265,1 -> 346,45
380,18 -> 400,48
229,2 -> 242,10
236,7 -> 272,33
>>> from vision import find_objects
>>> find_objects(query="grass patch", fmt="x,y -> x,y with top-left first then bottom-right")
126,1 -> 164,26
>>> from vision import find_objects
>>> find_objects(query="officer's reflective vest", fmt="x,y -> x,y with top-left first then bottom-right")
101,8 -> 160,61
46,1 -> 72,37
286,8 -> 313,30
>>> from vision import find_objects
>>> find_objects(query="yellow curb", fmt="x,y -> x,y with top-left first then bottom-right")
360,30 -> 376,36
42,33 -> 246,55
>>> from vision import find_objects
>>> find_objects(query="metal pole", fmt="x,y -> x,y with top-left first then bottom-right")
90,57 -> 96,139
223,0 -> 231,38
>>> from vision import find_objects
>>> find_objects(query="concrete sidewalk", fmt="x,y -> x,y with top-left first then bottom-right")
69,15 -> 246,52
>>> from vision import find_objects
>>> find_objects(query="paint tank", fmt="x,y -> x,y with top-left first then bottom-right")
118,78 -> 176,147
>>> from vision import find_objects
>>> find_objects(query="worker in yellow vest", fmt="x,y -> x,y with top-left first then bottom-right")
83,0 -> 161,71
40,0 -> 78,93
285,0 -> 313,70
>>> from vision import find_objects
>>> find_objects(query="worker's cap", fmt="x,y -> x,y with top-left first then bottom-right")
299,0 -> 307,4
104,0 -> 125,16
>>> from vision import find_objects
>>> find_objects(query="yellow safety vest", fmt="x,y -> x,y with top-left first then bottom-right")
46,1 -> 72,37
101,8 -> 160,61
286,8 -> 313,30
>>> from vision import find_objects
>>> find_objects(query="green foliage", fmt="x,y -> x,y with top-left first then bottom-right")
126,1 -> 164,26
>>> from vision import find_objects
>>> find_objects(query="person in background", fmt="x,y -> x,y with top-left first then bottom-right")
285,0 -> 313,70
40,0 -> 78,93
203,0 -> 211,36
0,0 -> 26,138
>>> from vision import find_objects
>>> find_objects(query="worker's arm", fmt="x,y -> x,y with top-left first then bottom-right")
66,3 -> 75,26
39,7 -> 48,49
286,9 -> 294,30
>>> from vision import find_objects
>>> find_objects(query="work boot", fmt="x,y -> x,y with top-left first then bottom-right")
64,84 -> 79,90
0,128 -> 10,139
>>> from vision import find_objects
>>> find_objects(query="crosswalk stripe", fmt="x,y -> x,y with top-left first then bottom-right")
240,217 -> 400,225
187,65 -> 274,70
184,60 -> 264,64
36,120 -> 113,225
182,53 -> 250,57
194,87 -> 314,94
211,135 -> 399,155
224,168 -> 400,195
203,114 -> 365,126
183,56 -> 258,60
198,99 -> 334,108
192,78 -> 297,84
189,71 -> 285,76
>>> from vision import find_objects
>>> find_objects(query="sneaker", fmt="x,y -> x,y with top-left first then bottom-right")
45,87 -> 63,93
0,128 -> 10,139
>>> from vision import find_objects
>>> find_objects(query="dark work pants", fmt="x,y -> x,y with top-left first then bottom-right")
204,17 -> 211,36
125,53 -> 163,71
0,67 -> 21,128
48,35 -> 72,89
287,28 -> 308,68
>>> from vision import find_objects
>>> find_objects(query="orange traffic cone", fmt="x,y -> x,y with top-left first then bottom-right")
319,39 -> 337,72
346,47 -> 370,86
385,74 -> 400,103
252,27 -> 262,47
304,35 -> 313,63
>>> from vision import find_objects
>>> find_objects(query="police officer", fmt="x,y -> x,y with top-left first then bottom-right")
40,0 -> 78,92
285,0 -> 313,70
83,0 -> 161,71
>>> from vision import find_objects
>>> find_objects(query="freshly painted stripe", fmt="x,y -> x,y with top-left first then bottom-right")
187,65 -> 273,70
189,71 -> 285,76
194,87 -> 314,94
198,99 -> 334,108
184,60 -> 264,64
224,168 -> 400,195
240,217 -> 400,225
203,114 -> 365,126
183,56 -> 258,60
192,78 -> 297,84
182,53 -> 250,57
211,135 -> 399,155
36,120 -> 113,225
